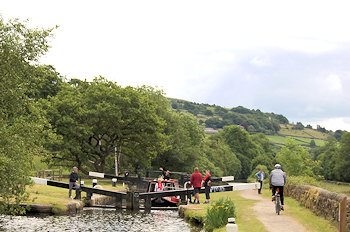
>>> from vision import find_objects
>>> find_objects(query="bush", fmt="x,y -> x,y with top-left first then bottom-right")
286,175 -> 319,187
204,198 -> 236,232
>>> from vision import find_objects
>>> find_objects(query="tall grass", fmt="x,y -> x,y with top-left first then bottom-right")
204,198 -> 235,232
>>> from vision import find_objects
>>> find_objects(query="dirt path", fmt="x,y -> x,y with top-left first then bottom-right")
240,190 -> 307,232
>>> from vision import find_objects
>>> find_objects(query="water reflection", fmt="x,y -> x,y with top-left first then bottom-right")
0,208 -> 201,232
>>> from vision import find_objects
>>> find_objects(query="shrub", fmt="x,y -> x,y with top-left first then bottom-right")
287,175 -> 318,187
204,198 -> 236,232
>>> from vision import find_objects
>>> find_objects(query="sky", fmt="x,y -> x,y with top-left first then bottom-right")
2,0 -> 350,131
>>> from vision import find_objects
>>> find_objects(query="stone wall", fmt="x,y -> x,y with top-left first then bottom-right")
285,184 -> 350,231
87,195 -> 115,206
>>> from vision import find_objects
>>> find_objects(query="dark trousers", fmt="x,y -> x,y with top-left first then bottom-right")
205,185 -> 211,200
69,182 -> 81,198
258,180 -> 263,194
272,186 -> 284,205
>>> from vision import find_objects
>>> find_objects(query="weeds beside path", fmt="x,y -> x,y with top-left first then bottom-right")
240,189 -> 337,232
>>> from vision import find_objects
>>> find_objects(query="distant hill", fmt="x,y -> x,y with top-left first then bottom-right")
169,98 -> 331,147
170,98 -> 288,134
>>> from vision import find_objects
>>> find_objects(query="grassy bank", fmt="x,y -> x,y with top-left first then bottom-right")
25,180 -> 126,214
182,191 -> 267,232
287,176 -> 350,197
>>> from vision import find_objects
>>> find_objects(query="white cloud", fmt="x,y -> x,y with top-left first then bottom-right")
250,56 -> 272,67
307,117 -> 350,131
325,74 -> 343,92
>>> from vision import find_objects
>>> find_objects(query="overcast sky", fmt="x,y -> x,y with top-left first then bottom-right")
2,0 -> 350,131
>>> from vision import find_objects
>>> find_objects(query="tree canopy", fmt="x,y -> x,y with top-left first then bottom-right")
0,17 -> 56,214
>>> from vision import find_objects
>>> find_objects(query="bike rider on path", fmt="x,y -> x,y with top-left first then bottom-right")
269,164 -> 287,210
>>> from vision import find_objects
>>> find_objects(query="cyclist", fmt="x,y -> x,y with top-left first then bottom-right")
269,164 -> 286,210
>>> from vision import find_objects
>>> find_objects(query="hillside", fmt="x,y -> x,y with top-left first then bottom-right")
268,124 -> 328,148
169,98 -> 331,147
170,98 -> 288,134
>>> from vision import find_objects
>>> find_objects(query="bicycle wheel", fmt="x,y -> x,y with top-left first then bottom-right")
275,196 -> 281,215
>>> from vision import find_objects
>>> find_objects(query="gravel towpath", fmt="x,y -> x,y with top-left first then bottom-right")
240,189 -> 307,232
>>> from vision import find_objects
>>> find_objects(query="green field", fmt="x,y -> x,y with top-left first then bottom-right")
279,124 -> 329,140
267,135 -> 326,147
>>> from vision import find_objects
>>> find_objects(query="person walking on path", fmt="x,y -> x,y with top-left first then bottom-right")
190,167 -> 202,204
255,169 -> 265,194
68,166 -> 80,199
203,170 -> 212,204
269,164 -> 286,210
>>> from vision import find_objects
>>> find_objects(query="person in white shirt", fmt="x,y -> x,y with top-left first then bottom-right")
269,164 -> 286,210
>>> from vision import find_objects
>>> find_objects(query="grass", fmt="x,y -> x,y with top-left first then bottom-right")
289,177 -> 350,197
267,135 -> 326,147
25,184 -> 79,214
25,180 -> 126,214
317,182 -> 350,197
261,188 -> 337,232
183,191 -> 267,232
279,124 -> 329,140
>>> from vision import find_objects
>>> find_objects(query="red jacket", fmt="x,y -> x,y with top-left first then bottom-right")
190,170 -> 203,188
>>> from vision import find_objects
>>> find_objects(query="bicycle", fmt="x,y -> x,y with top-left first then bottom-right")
274,187 -> 282,215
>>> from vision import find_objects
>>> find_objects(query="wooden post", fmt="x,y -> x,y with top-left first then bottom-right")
133,192 -> 140,211
115,194 -> 122,210
339,196 -> 347,232
144,196 -> 152,212
86,192 -> 93,200
180,193 -> 187,205
126,192 -> 133,210
186,189 -> 192,203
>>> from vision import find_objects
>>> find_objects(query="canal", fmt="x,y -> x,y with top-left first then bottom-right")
0,208 -> 200,232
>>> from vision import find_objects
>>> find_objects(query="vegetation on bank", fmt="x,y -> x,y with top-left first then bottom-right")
182,191 -> 267,232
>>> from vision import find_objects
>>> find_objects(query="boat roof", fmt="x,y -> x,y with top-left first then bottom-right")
150,179 -> 178,183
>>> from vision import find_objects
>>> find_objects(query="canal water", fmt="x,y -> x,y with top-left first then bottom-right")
0,208 -> 200,232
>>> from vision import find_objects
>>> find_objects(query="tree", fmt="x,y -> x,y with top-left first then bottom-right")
0,17 -> 55,214
275,139 -> 316,176
152,111 -> 204,173
333,130 -> 345,141
26,65 -> 63,99
220,125 -> 260,179
199,135 -> 241,177
250,133 -> 274,171
317,138 -> 339,180
292,122 -> 304,130
42,78 -> 167,174
334,132 -> 350,181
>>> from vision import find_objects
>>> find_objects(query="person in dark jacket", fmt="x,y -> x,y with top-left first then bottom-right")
159,167 -> 171,180
203,170 -> 212,204
68,167 -> 80,199
190,167 -> 202,204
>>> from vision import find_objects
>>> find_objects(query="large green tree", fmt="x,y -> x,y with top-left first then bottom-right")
0,17 -> 54,214
152,111 -> 204,173
275,138 -> 316,176
316,138 -> 339,180
42,78 -> 167,174
220,125 -> 260,179
334,132 -> 350,181
199,134 -> 241,177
